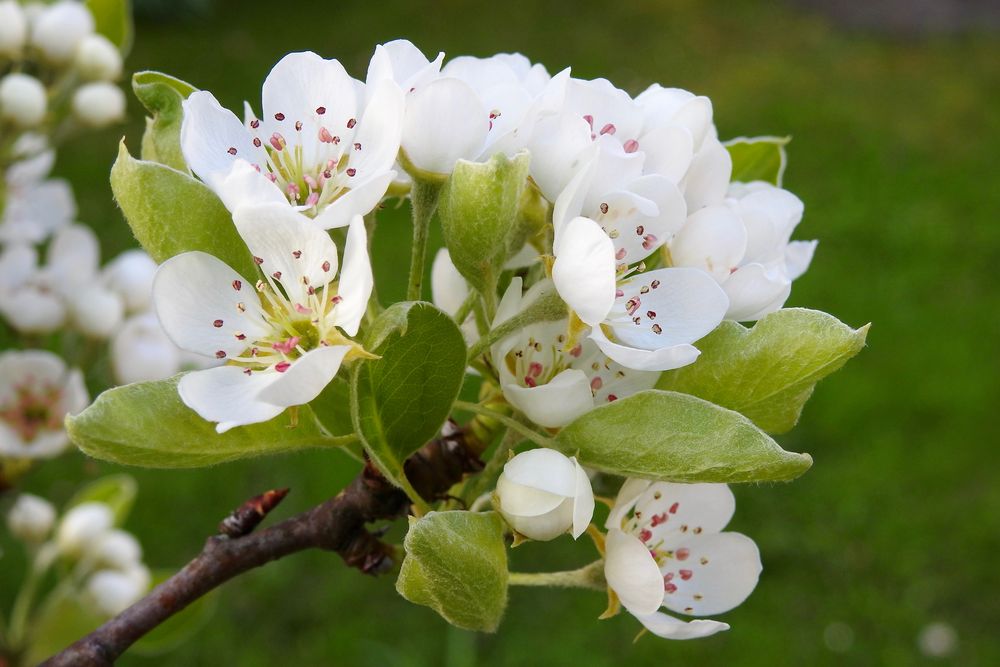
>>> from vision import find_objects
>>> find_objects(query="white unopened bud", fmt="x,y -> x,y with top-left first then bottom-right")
102,250 -> 157,312
71,82 -> 125,127
7,493 -> 57,543
75,33 -> 122,81
29,0 -> 95,64
85,568 -> 147,616
495,449 -> 594,541
111,313 -> 181,385
56,502 -> 114,558
0,1 -> 28,58
0,73 -> 47,127
92,529 -> 142,570
71,284 -> 124,339
0,286 -> 66,334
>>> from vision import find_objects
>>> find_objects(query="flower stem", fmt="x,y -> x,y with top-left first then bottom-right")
453,400 -> 553,448
508,560 -> 606,590
406,179 -> 443,302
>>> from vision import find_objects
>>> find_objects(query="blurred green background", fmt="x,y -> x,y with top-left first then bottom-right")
5,0 -> 999,664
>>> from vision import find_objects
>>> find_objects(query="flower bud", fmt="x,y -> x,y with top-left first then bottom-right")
56,502 -> 114,558
29,1 -> 95,64
102,250 -> 157,312
0,286 -> 66,334
70,284 -> 124,339
0,1 -> 28,58
92,529 -> 142,570
75,33 -> 122,81
0,73 -> 47,127
111,313 -> 181,385
495,448 -> 594,541
7,493 -> 56,543
84,567 -> 147,616
71,82 -> 125,128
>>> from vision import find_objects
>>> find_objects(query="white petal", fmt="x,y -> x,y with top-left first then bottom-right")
431,248 -> 469,315
313,171 -> 395,229
178,365 -> 285,433
670,205 -> 747,282
589,326 -> 700,372
501,496 -> 575,541
350,78 -> 404,178
330,214 -> 372,337
635,483 -> 736,541
152,252 -> 268,357
606,478 -> 652,530
641,125 -> 695,183
723,264 -> 790,322
659,532 -> 762,617
552,217 -> 616,326
605,528 -> 665,616
46,223 -> 100,286
180,91 -> 264,188
785,240 -> 817,280
682,138 -> 731,212
366,40 -> 442,92
552,146 -> 598,241
213,159 -> 286,213
0,243 -> 37,286
401,78 -> 488,174
502,368 -> 595,429
502,447 -> 578,497
496,475 -> 565,517
527,112 -> 595,202
232,203 -> 340,306
570,457 -> 595,539
256,344 -> 350,407
634,612 -> 730,640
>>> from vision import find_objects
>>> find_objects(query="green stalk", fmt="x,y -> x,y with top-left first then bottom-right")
508,560 -> 606,590
406,179 -> 443,302
453,400 -> 553,448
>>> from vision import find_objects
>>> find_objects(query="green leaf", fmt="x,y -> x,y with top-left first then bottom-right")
553,390 -> 812,483
396,511 -> 508,632
110,141 -> 257,280
67,375 -> 341,468
438,152 -> 530,295
725,136 -> 790,186
350,302 -> 466,495
66,474 -> 137,525
133,71 -> 197,172
133,570 -> 217,656
85,0 -> 133,53
657,308 -> 870,434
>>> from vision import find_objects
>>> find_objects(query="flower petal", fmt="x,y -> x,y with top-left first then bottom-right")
528,111 -> 595,202
152,252 -> 268,358
552,217 -> 616,326
722,263 -> 790,322
605,528 -> 665,616
659,532 -> 762,617
588,325 -> 701,372
256,344 -> 350,407
313,171 -> 396,229
785,240 -> 818,280
502,368 -> 595,429
682,137 -> 731,212
670,205 -> 747,283
496,475 -> 565,517
401,77 -> 488,174
330,214 -> 373,336
180,91 -> 265,189
634,611 -> 730,640
605,478 -> 652,530
178,365 -> 284,433
570,457 -> 595,538
635,482 -> 736,541
502,446 -> 578,497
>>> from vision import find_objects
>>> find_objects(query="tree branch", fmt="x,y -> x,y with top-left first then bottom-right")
41,421 -> 483,667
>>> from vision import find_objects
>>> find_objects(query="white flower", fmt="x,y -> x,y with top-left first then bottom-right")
604,480 -> 762,639
495,448 -> 594,541
101,249 -> 158,313
74,33 -> 122,81
91,529 -> 143,570
70,284 -> 125,339
153,204 -> 373,432
0,349 -> 88,459
111,312 -> 182,385
71,81 -> 126,127
84,567 -> 148,616
0,1 -> 28,58
28,0 -> 94,64
633,84 -> 715,184
57,502 -> 114,558
550,154 -> 728,371
430,248 -> 477,345
492,278 -> 658,428
0,73 -> 47,126
7,493 -> 56,543
669,181 -> 816,321
0,137 -> 76,244
181,51 -> 403,229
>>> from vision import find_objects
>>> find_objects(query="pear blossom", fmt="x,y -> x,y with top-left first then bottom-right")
153,204 -> 373,432
0,350 -> 88,459
101,249 -> 157,313
0,73 -> 47,126
85,568 -> 148,616
550,154 -> 728,371
669,181 -> 816,321
181,51 -> 403,229
91,529 -> 143,570
0,136 -> 76,244
604,480 -> 762,640
491,278 -> 658,428
495,448 -> 594,541
0,1 -> 28,58
71,81 -> 126,127
75,33 -> 123,81
7,493 -> 57,543
29,0 -> 95,64
430,248 -> 478,345
56,501 -> 114,558
110,312 -> 183,385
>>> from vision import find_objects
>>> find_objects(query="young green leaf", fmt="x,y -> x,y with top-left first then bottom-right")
350,302 -> 467,494
553,390 -> 812,483
725,136 -> 790,186
65,475 -> 138,525
133,71 -> 198,171
438,152 -> 530,296
657,308 -> 870,434
396,511 -> 508,632
67,375 -> 340,468
110,141 -> 257,280
85,0 -> 133,53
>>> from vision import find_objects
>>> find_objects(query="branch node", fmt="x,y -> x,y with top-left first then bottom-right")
218,488 -> 290,538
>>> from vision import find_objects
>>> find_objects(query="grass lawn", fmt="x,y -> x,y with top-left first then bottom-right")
4,0 -> 998,664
